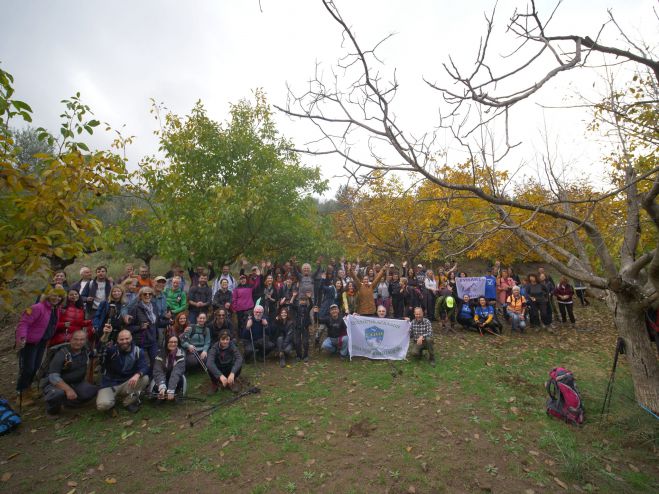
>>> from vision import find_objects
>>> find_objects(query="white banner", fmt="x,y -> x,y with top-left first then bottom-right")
456,276 -> 486,299
346,315 -> 410,361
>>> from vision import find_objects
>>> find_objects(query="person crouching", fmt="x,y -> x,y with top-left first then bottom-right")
207,330 -> 243,394
151,335 -> 186,401
97,329 -> 149,413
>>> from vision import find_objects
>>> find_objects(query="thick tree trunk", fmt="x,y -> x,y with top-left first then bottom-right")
608,291 -> 659,412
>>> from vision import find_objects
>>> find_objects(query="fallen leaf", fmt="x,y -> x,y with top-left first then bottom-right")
67,481 -> 78,487
296,430 -> 305,438
97,464 -> 104,471
406,446 -> 413,452
524,489 -> 536,494
407,486 -> 416,494
221,440 -> 230,448
66,489 -> 76,494
474,433 -> 480,439
554,477 -> 568,489
157,465 -> 167,472
421,462 -> 429,472
628,464 -> 639,473
510,407 -> 520,415
605,464 -> 612,473
6,453 -> 19,461
1,472 -> 12,482
104,478 -> 117,485
507,397 -> 516,403
529,450 -> 540,456
305,459 -> 315,466
122,420 -> 134,427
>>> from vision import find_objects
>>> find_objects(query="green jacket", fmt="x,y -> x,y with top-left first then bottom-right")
165,288 -> 187,314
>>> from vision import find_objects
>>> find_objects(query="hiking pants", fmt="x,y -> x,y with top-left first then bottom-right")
44,381 -> 98,414
96,376 -> 149,411
410,336 -> 435,360
16,340 -> 48,392
558,303 -> 575,323
294,327 -> 309,359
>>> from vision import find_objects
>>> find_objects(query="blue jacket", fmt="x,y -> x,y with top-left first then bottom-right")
484,275 -> 497,300
101,343 -> 149,387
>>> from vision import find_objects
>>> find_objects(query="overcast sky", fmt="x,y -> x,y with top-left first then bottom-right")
2,0 -> 657,197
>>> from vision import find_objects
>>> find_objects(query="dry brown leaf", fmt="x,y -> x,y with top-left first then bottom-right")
407,486 -> 416,494
67,481 -> 78,487
305,459 -> 315,466
406,446 -> 413,452
157,465 -> 167,472
1,472 -> 12,482
66,489 -> 76,494
6,453 -> 19,461
510,407 -> 520,415
474,433 -> 480,439
628,464 -> 639,473
296,430 -> 305,438
104,477 -> 117,485
554,477 -> 568,489
529,450 -> 540,456
605,464 -> 612,473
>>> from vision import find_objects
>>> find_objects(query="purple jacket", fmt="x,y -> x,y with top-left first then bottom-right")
232,285 -> 255,312
16,300 -> 59,346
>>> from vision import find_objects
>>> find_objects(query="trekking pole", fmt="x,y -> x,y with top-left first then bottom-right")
484,327 -> 503,338
248,327 -> 257,365
188,386 -> 260,426
600,337 -> 624,420
145,391 -> 206,402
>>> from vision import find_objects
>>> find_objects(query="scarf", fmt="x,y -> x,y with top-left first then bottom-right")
139,300 -> 157,325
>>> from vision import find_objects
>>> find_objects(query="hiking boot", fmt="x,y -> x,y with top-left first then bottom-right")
206,382 -> 218,396
230,380 -> 242,393
125,402 -> 141,413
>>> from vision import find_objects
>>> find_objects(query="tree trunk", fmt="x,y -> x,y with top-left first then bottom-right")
608,291 -> 659,412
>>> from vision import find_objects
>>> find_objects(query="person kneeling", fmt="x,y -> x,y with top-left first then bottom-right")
43,330 -> 98,416
320,304 -> 348,358
207,330 -> 243,394
97,329 -> 149,413
474,296 -> 502,335
409,307 -> 435,367
151,335 -> 186,401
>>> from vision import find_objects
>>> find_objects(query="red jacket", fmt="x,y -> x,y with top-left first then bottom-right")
49,305 -> 93,347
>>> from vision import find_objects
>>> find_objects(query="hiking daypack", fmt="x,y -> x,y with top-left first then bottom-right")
545,367 -> 585,426
0,397 -> 22,436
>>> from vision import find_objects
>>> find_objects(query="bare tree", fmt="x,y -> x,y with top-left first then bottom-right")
277,0 -> 659,411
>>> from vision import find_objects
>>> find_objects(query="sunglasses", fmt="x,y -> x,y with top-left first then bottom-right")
143,293 -> 154,297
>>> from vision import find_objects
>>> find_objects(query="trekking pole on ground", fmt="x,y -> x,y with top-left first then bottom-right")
601,337 -> 625,420
188,386 -> 260,426
145,391 -> 206,402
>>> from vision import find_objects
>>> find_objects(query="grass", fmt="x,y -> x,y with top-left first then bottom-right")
1,303 -> 658,493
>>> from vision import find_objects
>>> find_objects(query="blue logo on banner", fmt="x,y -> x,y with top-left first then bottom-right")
365,326 -> 385,347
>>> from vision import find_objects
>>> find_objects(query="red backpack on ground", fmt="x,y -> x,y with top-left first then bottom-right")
545,367 -> 585,426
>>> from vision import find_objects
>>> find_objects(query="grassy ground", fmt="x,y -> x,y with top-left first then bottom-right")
0,301 -> 658,493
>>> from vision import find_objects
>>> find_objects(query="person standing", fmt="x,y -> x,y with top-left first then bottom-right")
15,286 -> 65,406
81,266 -> 112,319
188,274 -> 212,324
554,277 -> 576,324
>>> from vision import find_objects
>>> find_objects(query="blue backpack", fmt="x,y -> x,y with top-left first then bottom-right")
0,397 -> 22,435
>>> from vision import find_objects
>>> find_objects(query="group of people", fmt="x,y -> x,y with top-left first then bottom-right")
14,258 -> 585,416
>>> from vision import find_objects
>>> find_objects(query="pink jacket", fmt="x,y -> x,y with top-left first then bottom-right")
16,300 -> 59,346
232,285 -> 255,312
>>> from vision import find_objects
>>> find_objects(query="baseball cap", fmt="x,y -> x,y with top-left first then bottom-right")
329,304 -> 339,309
154,276 -> 166,282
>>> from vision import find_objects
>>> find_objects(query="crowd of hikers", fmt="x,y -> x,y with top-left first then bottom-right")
13,257 -> 588,416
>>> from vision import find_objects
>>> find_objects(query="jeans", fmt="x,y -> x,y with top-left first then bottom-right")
507,311 -> 526,332
322,337 -> 348,357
